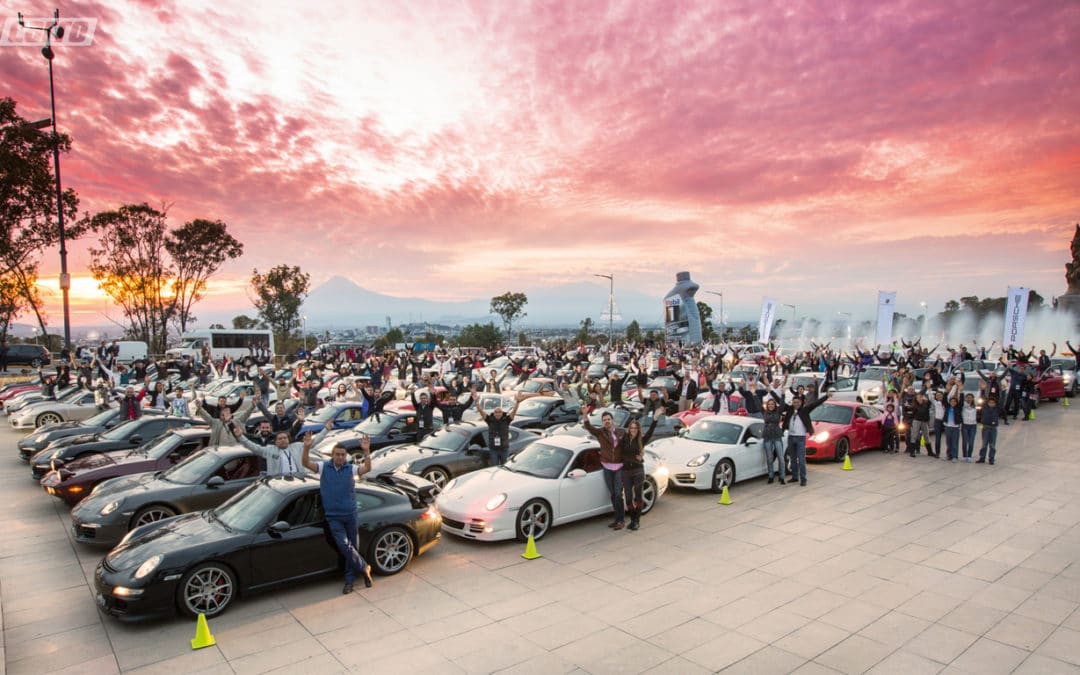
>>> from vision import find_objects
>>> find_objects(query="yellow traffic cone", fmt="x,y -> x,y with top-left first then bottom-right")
718,485 -> 732,505
1064,396 -> 1070,407
842,454 -> 853,471
1030,409 -> 1035,420
190,613 -> 216,650
920,437 -> 926,448
521,534 -> 541,560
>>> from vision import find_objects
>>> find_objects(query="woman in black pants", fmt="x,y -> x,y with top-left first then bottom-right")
621,415 -> 659,531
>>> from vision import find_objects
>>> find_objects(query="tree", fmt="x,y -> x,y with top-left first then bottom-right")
372,327 -> 405,350
697,301 -> 716,341
208,323 -> 225,329
453,323 -> 501,349
0,97 -> 84,344
232,314 -> 263,329
250,265 -> 310,347
164,218 -> 243,334
577,317 -> 594,344
625,319 -> 642,343
490,292 -> 528,337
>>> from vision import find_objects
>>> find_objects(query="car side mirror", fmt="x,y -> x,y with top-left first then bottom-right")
567,469 -> 586,478
167,451 -> 180,463
129,435 -> 143,444
745,437 -> 759,445
854,417 -> 867,425
207,475 -> 225,488
678,427 -> 688,437
268,520 -> 290,537
387,429 -> 399,438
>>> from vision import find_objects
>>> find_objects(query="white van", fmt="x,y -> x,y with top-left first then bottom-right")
165,329 -> 275,362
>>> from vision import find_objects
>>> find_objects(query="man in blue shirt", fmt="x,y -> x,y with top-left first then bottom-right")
301,432 -> 373,594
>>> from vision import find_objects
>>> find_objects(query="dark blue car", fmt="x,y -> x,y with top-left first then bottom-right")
296,402 -> 368,435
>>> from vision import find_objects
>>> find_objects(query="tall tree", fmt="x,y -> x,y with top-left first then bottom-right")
164,218 -> 244,334
577,316 -> 594,344
625,319 -> 642,342
232,314 -> 263,329
490,292 -> 528,337
250,265 -> 310,346
696,301 -> 716,341
453,323 -> 501,349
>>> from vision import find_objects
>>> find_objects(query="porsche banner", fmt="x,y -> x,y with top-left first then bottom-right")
758,297 -> 778,343
1003,286 -> 1029,349
875,291 -> 897,345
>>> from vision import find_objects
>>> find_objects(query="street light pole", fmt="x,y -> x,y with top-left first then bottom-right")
302,315 -> 309,352
18,9 -> 71,350
593,274 -> 614,347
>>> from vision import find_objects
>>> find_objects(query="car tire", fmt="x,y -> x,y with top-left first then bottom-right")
131,505 -> 177,530
35,411 -> 62,427
834,438 -> 850,462
711,459 -> 735,493
515,498 -> 551,542
420,467 -> 450,489
177,562 -> 237,619
31,358 -> 42,368
640,477 -> 659,514
369,526 -> 414,575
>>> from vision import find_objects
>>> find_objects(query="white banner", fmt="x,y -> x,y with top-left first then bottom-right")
875,291 -> 897,345
758,297 -> 778,342
1003,286 -> 1029,349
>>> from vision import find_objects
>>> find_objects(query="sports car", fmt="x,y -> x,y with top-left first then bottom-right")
507,395 -> 581,430
93,472 -> 440,621
17,406 -> 166,460
70,446 -> 263,546
316,409 -> 445,453
648,416 -> 770,492
40,428 -> 211,506
804,401 -> 884,462
542,406 -> 681,441
436,434 -> 669,542
8,387 -> 111,430
368,421 -> 539,488
4,384 -> 79,415
296,402 -> 368,435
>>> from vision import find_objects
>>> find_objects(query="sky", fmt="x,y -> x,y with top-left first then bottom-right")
3,0 -> 1079,328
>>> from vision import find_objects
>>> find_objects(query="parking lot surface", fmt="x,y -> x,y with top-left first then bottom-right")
3,405 -> 1080,674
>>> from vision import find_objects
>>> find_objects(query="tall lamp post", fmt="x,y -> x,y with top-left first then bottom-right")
705,290 -> 724,340
593,273 -> 614,346
18,9 -> 71,350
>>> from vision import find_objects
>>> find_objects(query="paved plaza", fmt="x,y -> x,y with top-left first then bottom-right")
3,404 -> 1080,674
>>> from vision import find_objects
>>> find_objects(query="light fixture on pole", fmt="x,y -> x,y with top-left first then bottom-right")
593,274 -> 615,346
18,8 -> 72,350
302,315 -> 308,352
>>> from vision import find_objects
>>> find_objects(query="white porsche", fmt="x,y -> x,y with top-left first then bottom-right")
648,415 -> 775,492
435,434 -> 670,542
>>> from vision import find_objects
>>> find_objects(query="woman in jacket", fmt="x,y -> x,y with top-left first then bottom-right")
621,415 -> 659,530
761,395 -> 785,484
960,393 -> 978,461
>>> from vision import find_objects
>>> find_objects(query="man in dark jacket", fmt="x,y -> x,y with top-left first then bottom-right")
977,396 -> 1001,464
778,392 -> 830,486
909,392 -> 932,456
583,409 -> 628,530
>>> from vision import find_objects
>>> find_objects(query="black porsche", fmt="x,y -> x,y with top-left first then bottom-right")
93,472 -> 441,621
18,407 -> 166,460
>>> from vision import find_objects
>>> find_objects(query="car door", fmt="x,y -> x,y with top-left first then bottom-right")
248,491 -> 337,588
453,430 -> 488,474
184,456 -> 262,511
557,448 -> 608,522
738,423 -> 768,478
127,419 -> 170,448
855,406 -> 881,450
338,407 -> 364,430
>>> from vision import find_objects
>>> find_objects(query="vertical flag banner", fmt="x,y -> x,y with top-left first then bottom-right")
758,297 -> 778,342
1003,286 -> 1029,349
875,291 -> 897,345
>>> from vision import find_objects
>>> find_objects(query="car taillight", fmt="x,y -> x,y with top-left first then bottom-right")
420,505 -> 437,520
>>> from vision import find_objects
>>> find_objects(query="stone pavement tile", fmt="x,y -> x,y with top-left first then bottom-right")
786,588 -> 850,620
928,573 -> 991,602
552,626 -> 639,669
521,616 -> 603,651
814,633 -> 895,674
1037,626 -> 1080,666
858,611 -> 932,649
938,601 -> 1007,635
314,607 -> 406,651
618,601 -> 696,640
896,590 -> 964,623
1014,593 -> 1079,625
1013,653 -> 1080,674
968,582 -> 1033,612
891,543 -> 938,563
998,566 -> 1056,593
410,608 -> 493,644
48,654 -> 120,675
642,656 -> 712,675
1043,576 -> 1080,604
985,545 -> 1038,566
1018,552 -> 1073,576
866,649 -> 944,674
475,590 -> 555,621
5,622 -> 113,671
575,638 -> 676,674
865,557 -> 918,583
648,617 -> 723,655
682,630 -> 766,672
108,620 -> 205,671
738,607 -> 813,644
818,598 -> 889,633
364,647 -> 464,674
326,626 -> 424,665
860,580 -> 922,610
950,637 -> 1030,674
857,536 -> 908,556
264,652 -> 347,674
228,635 -> 330,674
1064,607 -> 1080,631
497,603 -> 576,636
791,661 -> 844,674
923,551 -> 976,573
904,624 -> 980,665
774,621 -> 850,660
493,651 -> 577,675
216,614 -> 313,661
819,571 -> 885,600
721,645 -> 807,674
289,595 -> 390,635
985,612 -> 1056,650
120,646 -> 228,675
2,601 -> 100,641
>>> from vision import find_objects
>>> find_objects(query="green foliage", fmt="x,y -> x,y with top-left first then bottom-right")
453,323 -> 501,349
625,319 -> 642,342
490,292 -> 528,337
250,265 -> 310,347
372,327 -> 405,351
517,331 -> 528,346
697,301 -> 716,341
164,218 -> 243,333
231,314 -> 264,330
208,323 -> 225,329
577,317 -> 594,344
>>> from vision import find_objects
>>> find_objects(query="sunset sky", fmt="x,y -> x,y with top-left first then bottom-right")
4,0 -> 1079,327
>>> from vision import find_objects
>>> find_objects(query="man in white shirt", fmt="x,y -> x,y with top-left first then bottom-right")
232,419 -> 333,475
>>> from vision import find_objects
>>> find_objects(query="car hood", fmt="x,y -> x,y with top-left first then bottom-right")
36,420 -> 85,433
105,512 -> 225,571
369,445 -> 454,472
542,423 -> 587,437
49,432 -> 99,448
648,436 -> 734,463
64,450 -> 150,473
437,466 -> 546,509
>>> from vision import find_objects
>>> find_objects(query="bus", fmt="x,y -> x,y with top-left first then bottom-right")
165,329 -> 275,363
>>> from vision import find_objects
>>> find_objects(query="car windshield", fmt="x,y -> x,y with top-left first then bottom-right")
791,375 -> 820,389
649,377 -> 675,389
809,404 -> 854,425
161,450 -> 219,484
685,420 -> 743,444
57,388 -> 87,403
212,481 -> 286,532
516,399 -> 552,416
179,340 -> 200,349
859,367 -> 890,381
84,407 -> 117,426
476,394 -> 515,412
418,429 -> 468,452
354,415 -> 396,435
587,408 -> 630,427
504,443 -> 572,478
135,433 -> 181,459
99,419 -> 142,441
306,405 -> 341,424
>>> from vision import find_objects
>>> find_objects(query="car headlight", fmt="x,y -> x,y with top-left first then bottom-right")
811,431 -> 830,443
100,500 -> 121,516
134,554 -> 163,580
687,453 -> 709,468
485,493 -> 507,511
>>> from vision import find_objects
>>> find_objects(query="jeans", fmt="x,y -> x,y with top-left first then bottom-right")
763,438 -> 785,480
327,513 -> 368,584
602,467 -> 625,523
787,435 -> 807,483
944,425 -> 959,460
933,419 -> 945,456
488,448 -> 508,467
909,420 -> 930,453
961,424 -> 976,458
621,466 -> 645,512
979,426 -> 998,463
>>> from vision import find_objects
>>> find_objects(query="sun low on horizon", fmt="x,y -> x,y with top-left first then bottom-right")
5,0 -> 1079,329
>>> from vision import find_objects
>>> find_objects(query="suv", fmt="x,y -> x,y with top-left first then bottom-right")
2,344 -> 51,368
